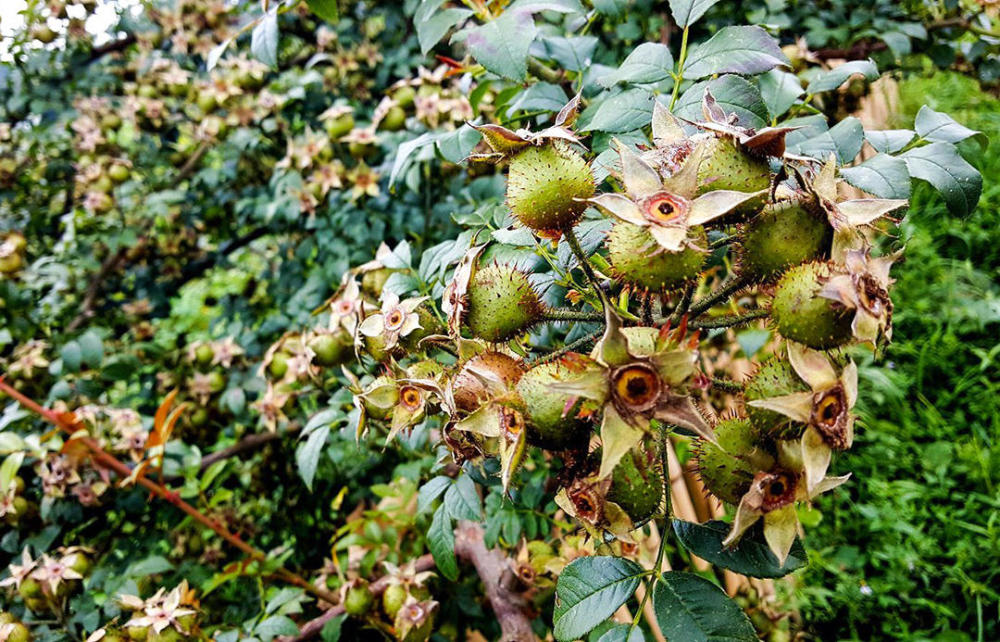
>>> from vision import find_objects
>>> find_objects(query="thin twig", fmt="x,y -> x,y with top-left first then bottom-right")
686,275 -> 751,319
542,308 -> 604,323
563,227 -> 603,292
534,329 -> 601,364
689,309 -> 768,330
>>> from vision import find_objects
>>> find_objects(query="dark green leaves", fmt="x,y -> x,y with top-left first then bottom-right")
652,572 -> 757,642
251,12 -> 279,68
901,143 -> 983,216
675,75 -> 768,129
758,69 -> 804,118
672,520 -> 808,579
682,26 -> 788,80
600,43 -> 674,87
305,0 -> 339,23
444,473 -> 482,521
668,0 -> 721,27
416,0 -> 473,54
581,88 -> 654,133
806,59 -> 878,94
841,154 -> 912,200
466,9 -> 537,80
553,556 -> 645,641
787,116 -> 864,163
428,505 -> 459,581
914,105 -> 987,147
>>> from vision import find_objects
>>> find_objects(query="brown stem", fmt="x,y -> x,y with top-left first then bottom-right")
454,521 -> 538,642
277,554 -> 437,642
0,379 -> 341,607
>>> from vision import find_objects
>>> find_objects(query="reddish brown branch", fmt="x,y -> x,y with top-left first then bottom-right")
454,521 -> 539,642
0,379 -> 340,606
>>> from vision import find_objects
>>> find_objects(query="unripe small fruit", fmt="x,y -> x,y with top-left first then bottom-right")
379,106 -> 406,131
348,141 -> 374,158
0,253 -> 23,275
607,222 -> 707,292
344,581 -> 374,617
400,304 -> 443,351
607,441 -> 664,526
5,622 -> 31,642
64,551 -> 92,576
744,356 -> 810,440
0,612 -> 14,625
382,583 -> 407,620
363,376 -> 397,420
190,407 -> 209,428
696,418 -> 760,505
19,577 -> 43,599
326,114 -> 355,139
206,371 -> 226,393
194,344 -> 215,367
392,86 -> 416,108
108,163 -> 130,183
738,200 -> 831,281
772,262 -> 853,349
516,355 -> 601,450
361,267 -> 394,297
452,352 -> 525,413
506,143 -> 594,233
196,93 -> 217,113
464,264 -> 542,342
310,329 -> 352,367
267,351 -> 290,379
697,136 -> 770,218
32,24 -> 57,43
127,625 -> 147,641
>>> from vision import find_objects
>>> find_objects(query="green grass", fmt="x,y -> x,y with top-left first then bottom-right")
792,73 -> 1000,641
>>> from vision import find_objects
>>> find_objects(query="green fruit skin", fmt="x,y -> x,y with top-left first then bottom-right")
382,583 -> 407,619
516,356 -> 599,450
506,143 -> 594,232
5,622 -> 31,642
771,261 -> 854,349
392,86 -> 416,108
696,136 -> 770,218
739,200 -> 831,281
379,105 -> 406,131
0,612 -> 14,625
696,418 -> 759,505
361,267 -> 394,297
344,584 -> 374,617
310,329 -> 353,367
607,443 -> 664,526
744,356 -> 810,440
400,304 -> 442,351
465,264 -> 541,342
267,352 -> 290,379
607,222 -> 707,292
194,344 -> 214,367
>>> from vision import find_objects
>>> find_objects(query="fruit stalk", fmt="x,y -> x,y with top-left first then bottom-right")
542,308 -> 604,322
687,274 -> 752,318
563,226 -> 603,292
689,309 -> 769,330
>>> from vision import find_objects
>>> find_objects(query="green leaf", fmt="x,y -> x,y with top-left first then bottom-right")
543,36 -> 598,72
251,12 -> 279,69
295,423 -> 330,491
787,116 -> 864,163
255,615 -> 300,640
444,473 -> 482,520
806,59 -> 878,94
428,505 -> 459,581
682,26 -> 788,80
61,341 -> 82,372
437,124 -> 482,163
675,75 -> 768,129
465,9 -> 537,81
599,43 -> 674,87
865,129 -> 914,154
593,0 -> 628,16
416,0 -> 473,55
914,105 -> 987,147
757,69 -> 803,118
79,330 -> 103,367
596,624 -> 646,642
652,571 -> 757,642
553,556 -> 645,641
206,38 -> 232,71
417,475 -> 452,514
320,614 -> 346,641
581,88 -> 654,133
901,143 -> 983,216
506,83 -> 568,116
668,0 -> 721,27
672,520 -> 808,579
306,0 -> 339,23
840,154 -> 912,200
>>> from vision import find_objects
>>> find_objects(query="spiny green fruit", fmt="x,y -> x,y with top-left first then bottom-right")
772,261 -> 853,349
607,441 -> 664,526
516,355 -> 600,450
407,359 -> 444,380
738,200 -> 831,281
744,356 -> 810,440
362,331 -> 393,362
452,352 -> 525,413
344,581 -> 375,617
361,267 -> 395,297
507,142 -> 594,232
696,136 -> 770,218
382,583 -> 408,619
696,418 -> 760,505
400,304 -> 443,351
607,222 -> 707,292
310,329 -> 353,367
465,263 -> 542,342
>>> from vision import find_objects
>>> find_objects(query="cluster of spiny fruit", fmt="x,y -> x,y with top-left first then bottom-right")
326,93 -> 906,563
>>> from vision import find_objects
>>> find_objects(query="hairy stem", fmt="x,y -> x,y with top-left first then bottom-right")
668,26 -> 690,111
543,308 -> 605,322
687,274 -> 752,318
711,378 -> 744,394
690,308 -> 769,330
563,226 -> 603,292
